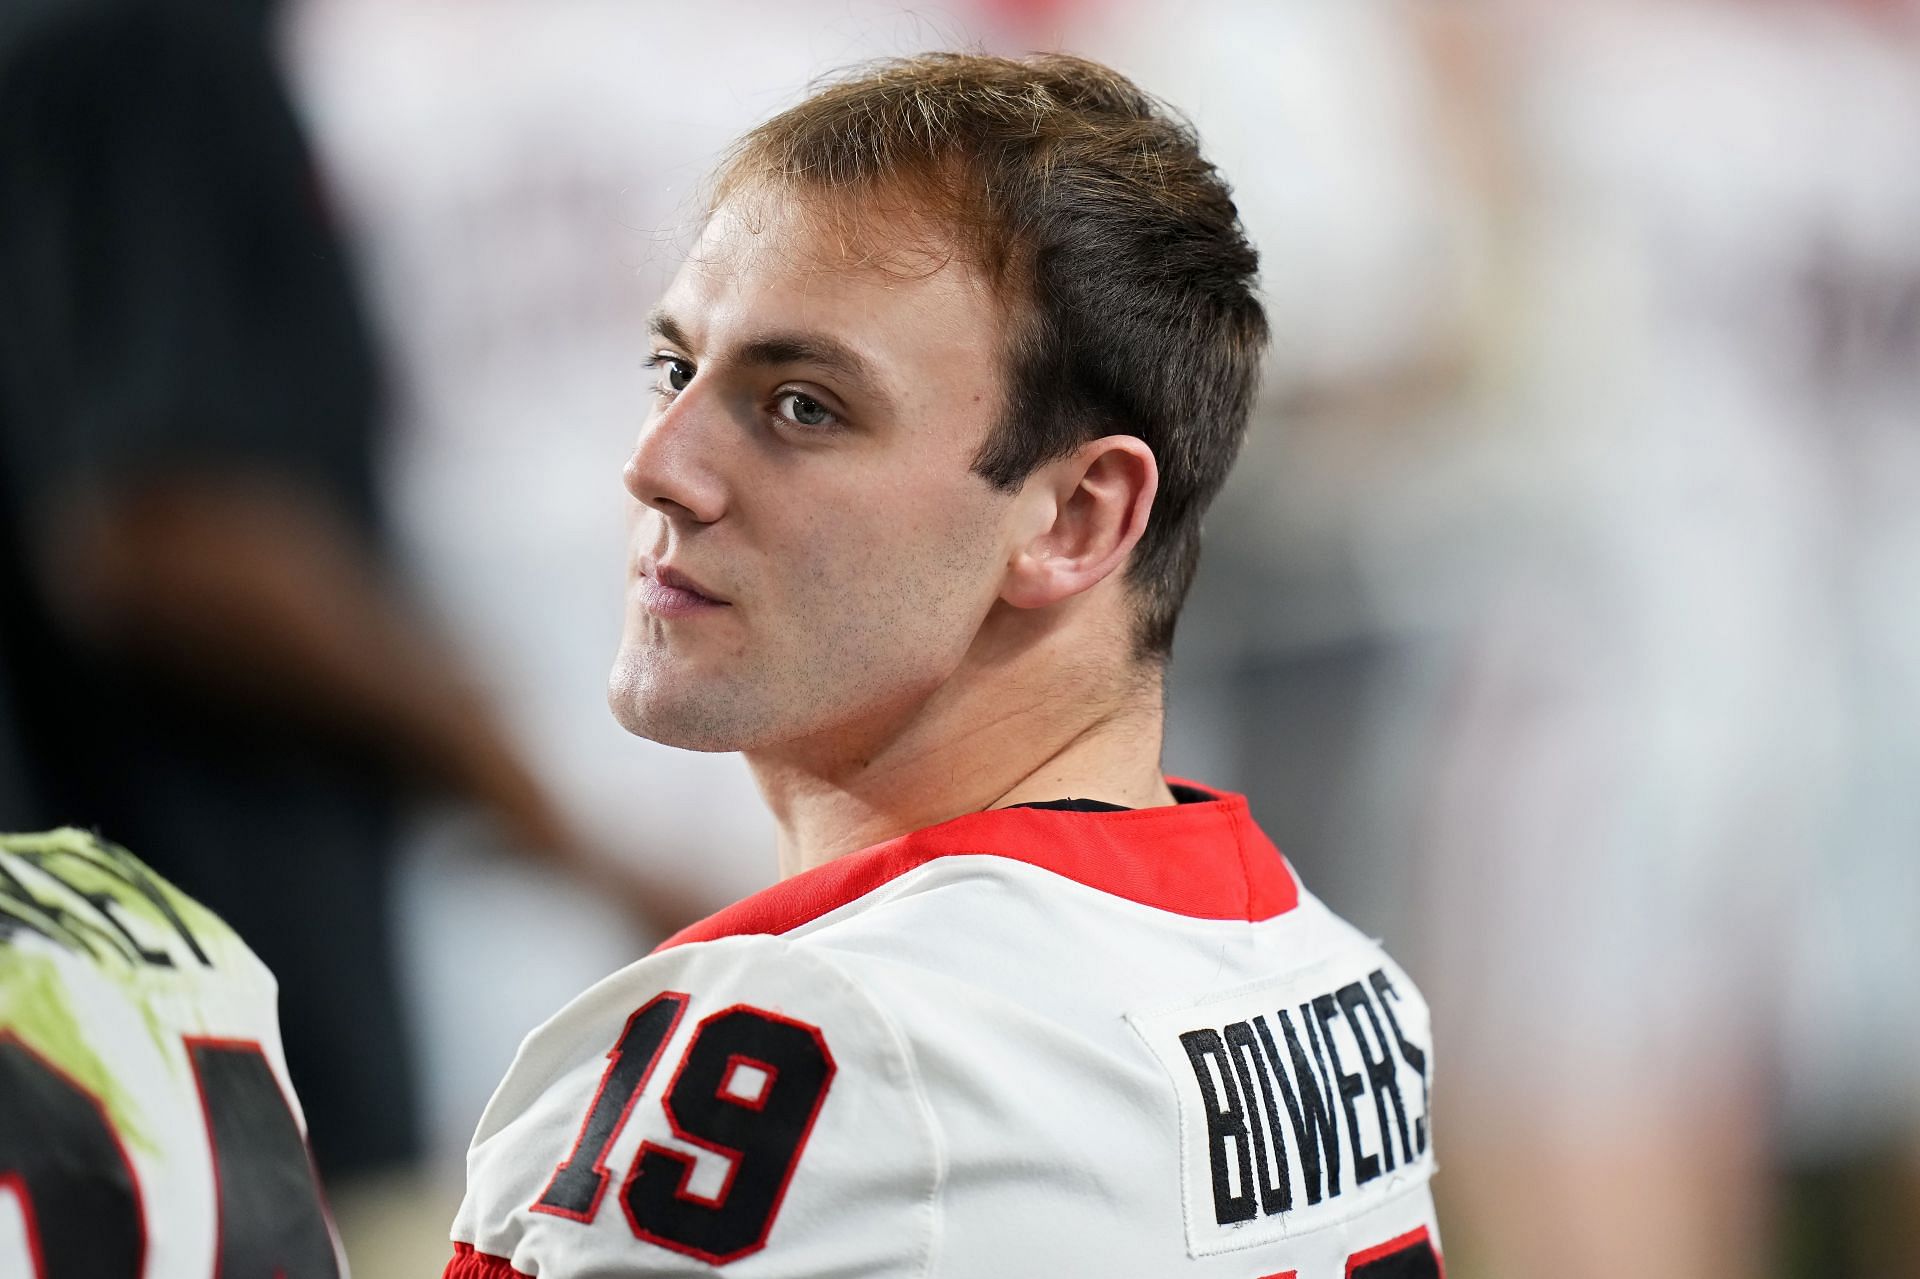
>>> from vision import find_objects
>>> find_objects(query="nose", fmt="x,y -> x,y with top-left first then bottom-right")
623,393 -> 727,525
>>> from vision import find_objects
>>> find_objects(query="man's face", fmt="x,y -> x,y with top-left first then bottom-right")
610,194 -> 1018,754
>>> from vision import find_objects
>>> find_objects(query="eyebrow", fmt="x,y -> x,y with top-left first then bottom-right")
647,308 -> 888,403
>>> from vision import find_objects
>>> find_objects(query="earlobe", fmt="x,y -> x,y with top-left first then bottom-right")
1000,436 -> 1158,611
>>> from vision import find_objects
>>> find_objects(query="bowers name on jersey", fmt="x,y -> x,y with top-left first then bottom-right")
1133,955 -> 1435,1257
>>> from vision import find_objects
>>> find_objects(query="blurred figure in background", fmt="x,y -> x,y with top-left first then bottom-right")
1411,3 -> 1825,1270
0,0 -> 667,1223
1408,4 -> 1920,1277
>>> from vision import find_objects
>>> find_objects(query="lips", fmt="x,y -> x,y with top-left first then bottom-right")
653,564 -> 727,604
636,559 -> 730,617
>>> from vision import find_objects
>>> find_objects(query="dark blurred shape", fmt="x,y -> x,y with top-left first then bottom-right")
2,0 -> 455,1181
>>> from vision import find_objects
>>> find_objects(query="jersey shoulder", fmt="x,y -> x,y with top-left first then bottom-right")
452,933 -> 940,1278
1,826 -> 274,1064
452,835 -> 1442,1277
793,862 -> 1441,1271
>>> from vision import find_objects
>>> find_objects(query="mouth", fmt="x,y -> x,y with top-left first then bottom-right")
638,560 -> 731,616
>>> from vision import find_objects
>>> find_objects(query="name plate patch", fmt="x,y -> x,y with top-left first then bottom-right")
1128,957 -> 1434,1257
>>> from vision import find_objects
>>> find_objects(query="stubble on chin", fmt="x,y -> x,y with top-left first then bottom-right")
609,636 -> 804,754
609,645 -> 733,754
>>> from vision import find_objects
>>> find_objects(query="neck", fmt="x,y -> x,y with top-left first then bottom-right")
746,639 -> 1175,879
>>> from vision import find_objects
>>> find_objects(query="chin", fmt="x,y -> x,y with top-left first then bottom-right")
608,636 -> 949,759
606,652 -> 768,754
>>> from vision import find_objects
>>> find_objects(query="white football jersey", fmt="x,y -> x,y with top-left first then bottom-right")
0,829 -> 343,1277
448,784 -> 1439,1277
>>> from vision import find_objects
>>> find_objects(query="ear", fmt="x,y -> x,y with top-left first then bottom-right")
1001,435 -> 1159,610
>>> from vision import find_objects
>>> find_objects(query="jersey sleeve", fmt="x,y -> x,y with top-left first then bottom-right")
447,934 -> 941,1278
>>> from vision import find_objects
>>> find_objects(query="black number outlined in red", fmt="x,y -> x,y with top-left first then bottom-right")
532,992 -> 689,1221
0,1033 -> 337,1277
532,998 -> 837,1265
185,1037 -> 340,1277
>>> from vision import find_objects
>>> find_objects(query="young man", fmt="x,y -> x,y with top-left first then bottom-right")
448,53 -> 1438,1277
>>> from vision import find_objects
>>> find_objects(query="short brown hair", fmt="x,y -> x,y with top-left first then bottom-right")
712,52 -> 1268,657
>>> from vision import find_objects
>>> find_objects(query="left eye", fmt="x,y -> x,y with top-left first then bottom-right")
774,392 -> 834,428
644,354 -> 693,396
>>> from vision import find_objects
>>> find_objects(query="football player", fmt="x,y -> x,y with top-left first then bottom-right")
447,53 -> 1439,1277
0,829 -> 343,1276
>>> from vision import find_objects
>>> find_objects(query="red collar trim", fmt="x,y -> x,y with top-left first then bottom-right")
655,780 -> 1297,953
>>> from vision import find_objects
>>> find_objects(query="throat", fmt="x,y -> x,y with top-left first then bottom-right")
751,681 -> 1172,880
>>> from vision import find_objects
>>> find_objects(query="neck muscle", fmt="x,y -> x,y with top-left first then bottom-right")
747,646 -> 1172,879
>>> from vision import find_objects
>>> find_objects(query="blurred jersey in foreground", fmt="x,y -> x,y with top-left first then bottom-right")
0,828 -> 343,1276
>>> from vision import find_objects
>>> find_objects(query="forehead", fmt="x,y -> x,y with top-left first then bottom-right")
657,192 -> 1003,366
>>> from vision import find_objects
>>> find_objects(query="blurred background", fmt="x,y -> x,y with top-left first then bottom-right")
3,0 -> 1917,1275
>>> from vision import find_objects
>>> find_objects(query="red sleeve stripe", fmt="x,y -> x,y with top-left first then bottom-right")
443,1242 -> 532,1279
